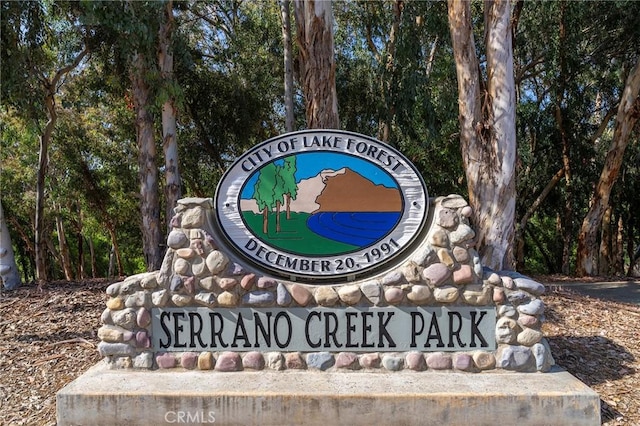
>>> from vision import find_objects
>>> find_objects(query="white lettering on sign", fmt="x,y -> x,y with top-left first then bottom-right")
151,307 -> 496,352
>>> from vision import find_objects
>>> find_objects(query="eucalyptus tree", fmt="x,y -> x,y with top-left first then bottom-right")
0,109 -> 40,282
337,0 -> 405,143
511,0 -> 583,273
447,0 -> 518,271
294,0 -> 339,129
280,0 -> 296,132
511,1 -> 640,275
0,200 -> 21,289
81,0 -> 186,271
624,148 -> 640,275
573,1 -> 640,276
51,73 -> 141,278
130,37 -> 162,271
1,0 -> 90,282
158,0 -> 182,235
577,60 -> 640,276
176,0 -> 285,194
333,1 -> 462,196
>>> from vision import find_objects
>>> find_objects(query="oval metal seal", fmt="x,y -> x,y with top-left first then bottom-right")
215,130 -> 428,281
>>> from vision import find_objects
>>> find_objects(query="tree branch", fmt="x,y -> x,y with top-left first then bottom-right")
51,46 -> 89,89
519,167 -> 565,231
365,23 -> 381,63
590,106 -> 618,145
515,55 -> 545,84
511,0 -> 525,50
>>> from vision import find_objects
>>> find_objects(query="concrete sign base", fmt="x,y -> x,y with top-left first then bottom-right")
57,361 -> 600,425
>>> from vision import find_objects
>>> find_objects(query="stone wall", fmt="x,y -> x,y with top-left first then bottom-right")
98,195 -> 554,372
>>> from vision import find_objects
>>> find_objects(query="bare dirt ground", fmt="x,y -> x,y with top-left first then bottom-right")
0,278 -> 638,425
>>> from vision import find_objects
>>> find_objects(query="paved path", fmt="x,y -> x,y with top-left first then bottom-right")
545,279 -> 640,305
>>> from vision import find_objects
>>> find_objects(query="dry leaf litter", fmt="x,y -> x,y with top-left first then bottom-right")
0,278 -> 638,425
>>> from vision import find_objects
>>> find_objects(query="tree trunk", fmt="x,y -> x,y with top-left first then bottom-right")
425,36 -> 438,78
131,53 -> 162,271
159,0 -> 182,236
108,244 -> 115,279
599,206 -> 612,275
45,234 -> 63,279
54,203 -> 74,280
87,236 -> 97,278
627,215 -> 638,277
629,245 -> 640,277
448,0 -> 517,271
262,207 -> 269,234
276,201 -> 282,233
0,199 -> 21,289
8,216 -> 35,283
35,89 -> 56,282
515,167 -> 565,269
281,0 -> 295,132
107,224 -> 124,277
76,207 -> 84,280
379,0 -> 403,143
447,0 -> 483,185
615,214 -> 624,275
526,226 -> 556,272
33,47 -> 88,283
555,1 -> 574,275
482,0 -> 517,271
294,0 -> 340,129
576,59 -> 640,276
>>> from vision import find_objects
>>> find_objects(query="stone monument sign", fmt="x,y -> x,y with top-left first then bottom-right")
58,130 -> 600,426
98,130 -> 551,373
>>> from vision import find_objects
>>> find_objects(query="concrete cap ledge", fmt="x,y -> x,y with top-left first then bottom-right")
57,361 -> 600,426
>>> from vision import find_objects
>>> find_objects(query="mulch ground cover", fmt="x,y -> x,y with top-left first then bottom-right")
0,278 -> 638,425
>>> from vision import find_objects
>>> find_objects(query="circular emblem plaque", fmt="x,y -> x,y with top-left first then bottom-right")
215,130 -> 428,280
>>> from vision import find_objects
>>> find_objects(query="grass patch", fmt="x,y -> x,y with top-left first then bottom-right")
241,211 -> 357,255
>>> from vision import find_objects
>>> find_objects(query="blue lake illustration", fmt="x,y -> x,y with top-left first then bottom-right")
307,212 -> 401,247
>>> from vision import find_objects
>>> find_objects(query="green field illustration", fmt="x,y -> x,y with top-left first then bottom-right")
241,211 -> 357,255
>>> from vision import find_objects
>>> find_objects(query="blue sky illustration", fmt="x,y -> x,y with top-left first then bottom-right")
240,152 -> 397,199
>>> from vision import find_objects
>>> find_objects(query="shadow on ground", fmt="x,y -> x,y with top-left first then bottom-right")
547,334 -> 634,424
547,335 -> 636,385
545,280 -> 640,305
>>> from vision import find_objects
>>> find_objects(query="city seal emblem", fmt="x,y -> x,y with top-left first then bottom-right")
214,130 -> 429,281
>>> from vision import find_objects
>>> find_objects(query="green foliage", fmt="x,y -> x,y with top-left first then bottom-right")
333,0 -> 464,196
281,157 -> 298,201
512,0 -> 640,274
1,1 -> 87,117
252,162 -> 280,214
0,109 -> 40,281
2,0 -> 639,280
175,1 -> 285,198
522,215 -> 563,275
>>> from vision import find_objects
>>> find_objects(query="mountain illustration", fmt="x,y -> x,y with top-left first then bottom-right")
240,167 -> 400,213
240,168 -> 347,214
315,168 -> 401,212
291,168 -> 346,212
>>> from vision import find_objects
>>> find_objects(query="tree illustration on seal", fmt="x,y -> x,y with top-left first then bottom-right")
252,162 -> 279,234
280,156 -> 298,220
252,157 -> 298,235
